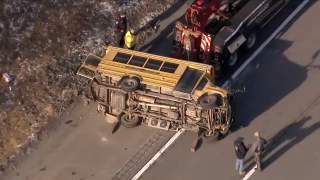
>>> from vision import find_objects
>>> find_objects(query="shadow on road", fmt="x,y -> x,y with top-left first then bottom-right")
226,0 -> 320,172
138,0 -> 192,52
311,49 -> 320,60
231,39 -> 308,128
229,0 -> 319,129
243,115 -> 320,171
136,0 -> 191,33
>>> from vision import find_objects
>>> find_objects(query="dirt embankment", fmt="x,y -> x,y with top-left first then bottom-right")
0,0 -> 177,168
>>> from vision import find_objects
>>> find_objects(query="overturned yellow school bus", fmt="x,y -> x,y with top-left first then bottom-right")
77,46 -> 236,142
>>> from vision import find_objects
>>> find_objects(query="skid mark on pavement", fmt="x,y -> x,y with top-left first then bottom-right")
131,129 -> 185,180
110,130 -> 170,180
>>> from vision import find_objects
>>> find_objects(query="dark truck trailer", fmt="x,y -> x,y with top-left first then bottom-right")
211,0 -> 290,75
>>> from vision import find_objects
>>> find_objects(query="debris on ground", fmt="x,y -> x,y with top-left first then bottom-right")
0,0 -> 178,167
2,73 -> 12,83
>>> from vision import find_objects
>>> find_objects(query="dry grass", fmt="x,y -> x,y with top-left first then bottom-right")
0,0 -> 178,168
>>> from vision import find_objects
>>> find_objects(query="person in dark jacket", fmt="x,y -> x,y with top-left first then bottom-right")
115,12 -> 127,47
234,137 -> 251,175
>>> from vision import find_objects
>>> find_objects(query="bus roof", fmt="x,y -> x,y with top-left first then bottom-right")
100,46 -> 213,72
91,46 -> 214,92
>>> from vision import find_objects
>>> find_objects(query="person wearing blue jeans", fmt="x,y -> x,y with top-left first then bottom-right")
234,137 -> 250,175
235,158 -> 244,174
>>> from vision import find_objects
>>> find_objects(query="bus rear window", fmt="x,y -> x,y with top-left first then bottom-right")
84,55 -> 101,67
78,67 -> 95,79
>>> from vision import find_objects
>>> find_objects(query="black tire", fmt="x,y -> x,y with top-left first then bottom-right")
226,50 -> 238,68
199,94 -> 218,109
120,113 -> 140,128
202,130 -> 220,143
244,32 -> 257,50
120,77 -> 139,92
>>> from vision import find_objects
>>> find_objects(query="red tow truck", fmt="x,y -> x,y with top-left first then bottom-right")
171,0 -> 291,77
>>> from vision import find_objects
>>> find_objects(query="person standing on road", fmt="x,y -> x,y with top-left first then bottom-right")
115,12 -> 127,47
234,137 -> 251,175
125,29 -> 137,50
252,132 -> 267,172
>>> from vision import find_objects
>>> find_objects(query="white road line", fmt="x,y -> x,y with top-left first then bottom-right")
221,80 -> 230,88
222,0 -> 310,89
240,1 -> 310,180
131,129 -> 185,180
131,1 -> 310,180
242,165 -> 257,180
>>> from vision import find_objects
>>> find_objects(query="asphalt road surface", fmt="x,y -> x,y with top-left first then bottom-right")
139,1 -> 320,180
0,1 -> 191,180
2,1 -> 320,180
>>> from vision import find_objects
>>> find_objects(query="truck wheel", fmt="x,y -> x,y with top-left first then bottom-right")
199,94 -> 218,109
202,130 -> 220,143
226,51 -> 238,67
120,113 -> 140,128
245,32 -> 257,50
120,77 -> 139,92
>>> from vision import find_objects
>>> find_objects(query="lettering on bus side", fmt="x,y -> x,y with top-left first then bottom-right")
125,66 -> 161,75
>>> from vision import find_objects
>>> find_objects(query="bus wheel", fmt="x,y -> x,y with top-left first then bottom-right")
120,113 -> 140,128
202,129 -> 220,143
199,94 -> 218,110
120,77 -> 139,92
